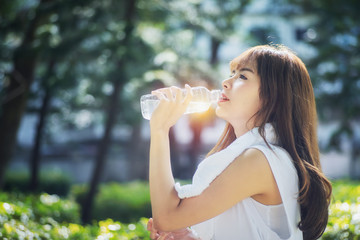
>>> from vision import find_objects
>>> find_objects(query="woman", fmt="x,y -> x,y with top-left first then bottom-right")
147,45 -> 332,240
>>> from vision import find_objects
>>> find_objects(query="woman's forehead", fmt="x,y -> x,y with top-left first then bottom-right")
230,53 -> 256,71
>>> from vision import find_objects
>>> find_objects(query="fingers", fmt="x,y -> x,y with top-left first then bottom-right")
147,218 -> 153,231
183,84 -> 193,106
170,86 -> 182,102
151,86 -> 190,102
151,232 -> 160,240
151,90 -> 167,101
152,87 -> 182,102
147,218 -> 160,240
158,232 -> 174,240
149,85 -> 192,128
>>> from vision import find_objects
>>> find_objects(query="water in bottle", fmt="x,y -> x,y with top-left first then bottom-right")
140,86 -> 221,120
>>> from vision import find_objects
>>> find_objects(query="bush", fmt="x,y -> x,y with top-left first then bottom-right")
0,192 -> 150,239
71,181 -> 152,223
322,201 -> 360,240
96,218 -> 150,239
4,170 -> 72,196
0,192 -> 80,224
331,179 -> 360,203
321,179 -> 360,240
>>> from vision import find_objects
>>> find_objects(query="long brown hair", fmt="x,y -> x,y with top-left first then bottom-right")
209,45 -> 332,240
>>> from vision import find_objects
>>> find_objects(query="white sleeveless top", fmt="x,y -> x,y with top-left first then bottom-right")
174,124 -> 303,240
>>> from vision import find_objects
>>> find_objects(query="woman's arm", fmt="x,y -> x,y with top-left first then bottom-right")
149,128 -> 181,226
149,86 -> 192,229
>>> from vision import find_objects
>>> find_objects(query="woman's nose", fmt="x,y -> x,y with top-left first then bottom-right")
222,78 -> 231,89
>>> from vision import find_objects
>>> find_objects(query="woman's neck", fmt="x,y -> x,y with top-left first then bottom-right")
232,120 -> 257,138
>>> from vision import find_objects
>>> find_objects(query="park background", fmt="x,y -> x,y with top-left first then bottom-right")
0,0 -> 359,239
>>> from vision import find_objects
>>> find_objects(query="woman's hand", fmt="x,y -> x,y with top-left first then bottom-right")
147,218 -> 200,240
150,85 -> 193,132
147,218 -> 161,239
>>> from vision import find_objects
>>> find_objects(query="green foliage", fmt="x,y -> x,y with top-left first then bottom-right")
4,170 -> 72,196
71,181 -> 152,223
0,192 -> 80,224
293,0 -> 360,150
321,179 -> 360,239
96,218 -> 150,240
322,201 -> 360,240
331,179 -> 360,203
0,216 -> 149,240
0,192 -> 150,239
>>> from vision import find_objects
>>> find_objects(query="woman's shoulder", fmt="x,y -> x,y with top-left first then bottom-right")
244,144 -> 299,195
239,145 -> 292,174
247,144 -> 299,199
248,144 -> 296,172
234,147 -> 275,178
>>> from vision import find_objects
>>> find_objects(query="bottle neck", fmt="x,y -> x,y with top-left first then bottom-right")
210,90 -> 221,103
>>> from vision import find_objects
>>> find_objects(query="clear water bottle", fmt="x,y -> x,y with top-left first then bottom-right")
140,86 -> 221,120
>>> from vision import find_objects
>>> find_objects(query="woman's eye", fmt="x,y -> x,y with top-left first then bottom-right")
239,74 -> 248,80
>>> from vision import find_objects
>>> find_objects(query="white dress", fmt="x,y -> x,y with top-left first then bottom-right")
175,124 -> 303,240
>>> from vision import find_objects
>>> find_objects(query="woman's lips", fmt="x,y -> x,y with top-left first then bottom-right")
219,93 -> 230,103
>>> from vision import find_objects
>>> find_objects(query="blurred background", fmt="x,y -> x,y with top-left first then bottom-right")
0,0 -> 359,236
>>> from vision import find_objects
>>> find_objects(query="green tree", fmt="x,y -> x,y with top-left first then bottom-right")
0,0 -> 57,188
27,0 -> 105,191
0,0 -> 112,191
289,0 -> 360,178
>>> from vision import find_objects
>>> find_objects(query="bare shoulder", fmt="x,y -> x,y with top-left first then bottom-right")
237,147 -> 281,205
232,147 -> 271,174
241,147 -> 268,163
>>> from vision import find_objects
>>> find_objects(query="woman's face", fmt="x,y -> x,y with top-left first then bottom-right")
216,54 -> 262,133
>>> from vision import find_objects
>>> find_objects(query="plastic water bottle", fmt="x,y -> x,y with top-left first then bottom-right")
140,86 -> 221,120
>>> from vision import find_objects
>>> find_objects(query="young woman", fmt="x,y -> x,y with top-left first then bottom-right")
147,45 -> 332,240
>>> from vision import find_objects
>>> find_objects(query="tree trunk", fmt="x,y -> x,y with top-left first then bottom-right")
81,79 -> 124,224
0,5 -> 43,188
29,60 -> 55,192
210,37 -> 221,65
0,71 -> 33,188
81,0 -> 137,224
350,135 -> 360,179
129,125 -> 148,180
